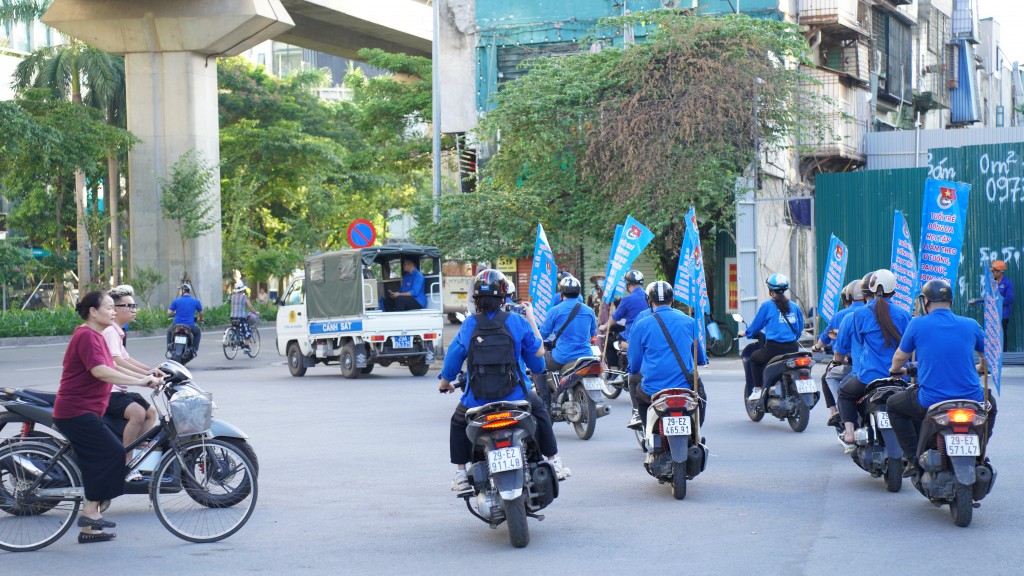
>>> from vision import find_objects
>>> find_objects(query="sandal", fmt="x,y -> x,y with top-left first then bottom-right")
78,531 -> 116,544
77,516 -> 116,529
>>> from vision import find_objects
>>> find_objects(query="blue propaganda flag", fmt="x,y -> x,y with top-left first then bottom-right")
603,216 -> 655,303
674,207 -> 697,308
817,234 -> 849,324
983,267 -> 1003,395
677,208 -> 709,363
529,223 -> 558,324
602,224 -> 623,301
918,179 -> 970,298
890,211 -> 918,313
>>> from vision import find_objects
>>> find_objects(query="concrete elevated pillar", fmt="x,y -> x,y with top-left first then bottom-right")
43,1 -> 293,308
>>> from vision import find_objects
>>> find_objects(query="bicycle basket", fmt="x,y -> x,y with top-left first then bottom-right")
169,389 -> 214,437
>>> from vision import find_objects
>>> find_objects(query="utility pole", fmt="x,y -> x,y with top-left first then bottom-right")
431,0 -> 442,223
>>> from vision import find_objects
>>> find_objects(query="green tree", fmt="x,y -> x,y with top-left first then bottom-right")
421,12 -> 832,280
0,0 -> 50,23
158,149 -> 218,285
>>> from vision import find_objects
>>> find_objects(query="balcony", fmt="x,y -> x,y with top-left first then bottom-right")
820,39 -> 870,85
798,0 -> 870,38
798,68 -> 867,166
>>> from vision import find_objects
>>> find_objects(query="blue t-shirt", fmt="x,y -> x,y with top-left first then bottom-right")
168,295 -> 203,326
745,299 -> 803,343
832,311 -> 861,374
898,309 -> 984,407
401,268 -> 427,308
848,298 -> 911,383
439,311 -> 543,408
997,276 -> 1014,319
818,302 -> 864,346
612,287 -> 649,339
540,298 -> 598,364
627,307 -> 707,396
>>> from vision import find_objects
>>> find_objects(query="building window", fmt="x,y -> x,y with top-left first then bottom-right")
872,8 -> 913,104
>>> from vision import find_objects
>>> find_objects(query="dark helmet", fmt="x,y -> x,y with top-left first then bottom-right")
624,270 -> 644,286
920,279 -> 953,303
558,275 -> 582,297
646,280 -> 673,306
473,269 -> 509,299
180,283 -> 192,293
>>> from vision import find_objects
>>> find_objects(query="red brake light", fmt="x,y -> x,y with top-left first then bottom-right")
370,335 -> 386,342
948,409 -> 975,423
485,412 -> 512,421
577,363 -> 603,376
794,357 -> 812,367
482,419 -> 516,430
423,333 -> 437,340
665,397 -> 690,409
495,440 -> 511,448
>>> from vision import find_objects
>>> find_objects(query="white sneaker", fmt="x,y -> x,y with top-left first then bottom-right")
550,457 -> 572,480
450,470 -> 470,492
626,413 -> 642,430
125,470 -> 144,483
747,387 -> 763,401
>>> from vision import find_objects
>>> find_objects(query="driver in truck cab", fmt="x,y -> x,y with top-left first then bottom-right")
385,258 -> 426,312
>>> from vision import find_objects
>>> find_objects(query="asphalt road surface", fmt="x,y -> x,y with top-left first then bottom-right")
0,326 -> 1020,574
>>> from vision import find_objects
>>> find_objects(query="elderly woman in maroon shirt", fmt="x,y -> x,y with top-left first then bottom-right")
54,291 -> 160,544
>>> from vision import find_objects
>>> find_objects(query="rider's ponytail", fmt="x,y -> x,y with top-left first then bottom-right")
771,290 -> 791,316
872,297 -> 902,348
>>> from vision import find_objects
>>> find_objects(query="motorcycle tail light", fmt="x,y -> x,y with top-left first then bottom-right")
670,412 -> 683,417
786,357 -> 814,369
485,412 -> 513,421
576,363 -> 603,376
948,409 -> 975,424
495,440 -> 511,448
665,396 -> 692,409
482,419 -> 516,430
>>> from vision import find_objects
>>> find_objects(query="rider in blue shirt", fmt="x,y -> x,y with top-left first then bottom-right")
627,281 -> 708,429
386,258 -> 426,311
836,269 -> 911,447
887,279 -> 997,476
740,274 -> 804,398
813,280 -> 866,424
607,270 -> 648,340
540,276 -> 598,367
166,283 -> 203,353
438,269 -> 569,491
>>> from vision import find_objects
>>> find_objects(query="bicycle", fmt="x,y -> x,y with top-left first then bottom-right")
0,362 -> 258,551
705,315 -> 735,357
223,314 -> 260,360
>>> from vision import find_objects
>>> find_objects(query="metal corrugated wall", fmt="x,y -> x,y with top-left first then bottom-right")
817,141 -> 1024,351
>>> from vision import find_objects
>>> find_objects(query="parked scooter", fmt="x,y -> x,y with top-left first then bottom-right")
848,377 -> 908,492
453,374 -> 560,548
168,324 -> 197,365
535,353 -> 611,440
0,361 -> 258,496
642,388 -> 708,500
734,314 -> 818,432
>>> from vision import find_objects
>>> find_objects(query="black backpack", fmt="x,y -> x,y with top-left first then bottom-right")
467,310 -> 524,401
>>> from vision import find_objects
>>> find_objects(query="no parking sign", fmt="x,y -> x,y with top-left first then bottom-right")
346,219 -> 377,249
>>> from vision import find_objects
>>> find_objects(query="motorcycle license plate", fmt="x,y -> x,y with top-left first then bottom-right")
662,416 -> 691,436
487,446 -> 523,474
583,377 -> 604,391
795,379 -> 817,394
874,411 -> 892,429
945,434 -> 980,457
174,336 -> 187,344
392,335 -> 413,349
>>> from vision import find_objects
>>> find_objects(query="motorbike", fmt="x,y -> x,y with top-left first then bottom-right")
536,351 -> 611,440
848,377 -> 908,492
453,374 -> 559,548
734,314 -> 818,433
903,368 -> 996,527
642,387 -> 708,500
600,331 -> 629,400
168,323 -> 197,364
0,363 -> 258,497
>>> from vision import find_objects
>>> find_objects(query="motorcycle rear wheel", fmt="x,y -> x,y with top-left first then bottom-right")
602,383 -> 622,400
884,458 -> 903,493
744,396 -> 764,422
787,399 -> 810,433
572,387 -> 597,440
950,482 -> 973,527
671,461 -> 687,500
503,495 -> 530,548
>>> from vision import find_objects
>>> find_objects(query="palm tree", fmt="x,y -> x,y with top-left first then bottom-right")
0,0 -> 50,23
13,40 -> 125,288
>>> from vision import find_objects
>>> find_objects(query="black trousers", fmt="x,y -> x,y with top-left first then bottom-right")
53,413 -> 126,502
384,295 -> 422,312
1003,319 -> 1009,352
449,392 -> 558,465
604,324 -> 625,368
166,324 -> 201,351
887,389 -> 999,459
635,378 -> 707,429
745,340 -> 799,395
837,374 -> 868,425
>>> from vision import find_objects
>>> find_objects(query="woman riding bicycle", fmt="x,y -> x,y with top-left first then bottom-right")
229,282 -> 260,353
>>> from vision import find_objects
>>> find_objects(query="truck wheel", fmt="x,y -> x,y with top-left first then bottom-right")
360,363 -> 374,375
287,343 -> 307,377
408,361 -> 429,377
339,342 -> 361,379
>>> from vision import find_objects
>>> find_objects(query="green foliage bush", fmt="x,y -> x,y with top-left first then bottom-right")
0,302 -> 279,338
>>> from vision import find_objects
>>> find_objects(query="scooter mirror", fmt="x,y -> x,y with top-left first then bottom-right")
731,313 -> 744,323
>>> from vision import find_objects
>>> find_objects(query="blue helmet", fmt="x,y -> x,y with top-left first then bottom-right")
766,273 -> 789,292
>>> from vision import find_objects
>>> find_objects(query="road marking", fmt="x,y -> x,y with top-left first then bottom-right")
16,365 -> 61,371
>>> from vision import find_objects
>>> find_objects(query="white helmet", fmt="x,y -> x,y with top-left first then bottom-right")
869,269 -> 897,296
558,275 -> 582,297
